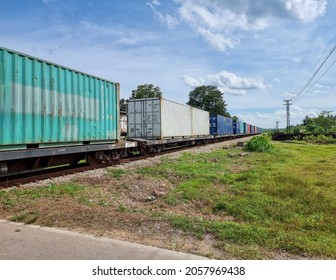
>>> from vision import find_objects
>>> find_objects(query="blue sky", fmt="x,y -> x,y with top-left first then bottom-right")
1,0 -> 335,128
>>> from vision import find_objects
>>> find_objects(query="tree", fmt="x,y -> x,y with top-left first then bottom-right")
187,85 -> 230,117
302,115 -> 311,126
304,111 -> 336,133
130,84 -> 162,99
120,98 -> 127,112
314,111 -> 336,133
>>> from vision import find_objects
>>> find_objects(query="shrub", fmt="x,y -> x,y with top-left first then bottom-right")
302,135 -> 336,144
245,136 -> 273,152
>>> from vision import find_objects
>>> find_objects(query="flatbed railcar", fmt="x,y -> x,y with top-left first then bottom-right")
126,98 -> 262,154
0,47 -> 135,175
126,97 -> 213,154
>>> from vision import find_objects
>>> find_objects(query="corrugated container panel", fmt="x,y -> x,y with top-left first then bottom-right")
247,124 -> 251,134
242,122 -> 247,134
233,120 -> 241,134
191,107 -> 209,136
162,99 -> 192,137
210,114 -> 226,135
127,98 -> 192,139
239,122 -> 244,134
225,117 -> 233,135
209,114 -> 217,135
0,47 -> 119,148
226,117 -> 233,134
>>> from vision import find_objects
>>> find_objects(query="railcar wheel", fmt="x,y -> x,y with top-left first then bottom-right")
86,152 -> 104,166
140,143 -> 149,156
127,147 -> 138,156
0,162 -> 8,175
110,150 -> 122,160
156,145 -> 164,153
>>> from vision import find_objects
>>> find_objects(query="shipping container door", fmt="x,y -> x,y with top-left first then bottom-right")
210,114 -> 217,135
127,101 -> 143,138
127,99 -> 161,139
143,99 -> 161,138
226,117 -> 233,134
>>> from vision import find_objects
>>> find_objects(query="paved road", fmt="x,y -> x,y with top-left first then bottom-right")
0,219 -> 207,260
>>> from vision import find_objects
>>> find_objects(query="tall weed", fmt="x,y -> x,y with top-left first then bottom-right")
245,135 -> 273,152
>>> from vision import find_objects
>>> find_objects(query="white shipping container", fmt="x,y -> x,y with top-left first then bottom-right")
161,99 -> 192,137
127,98 -> 196,139
191,107 -> 210,136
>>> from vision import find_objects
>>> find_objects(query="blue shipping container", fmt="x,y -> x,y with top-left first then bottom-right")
233,120 -> 241,134
210,114 -> 233,135
242,122 -> 247,134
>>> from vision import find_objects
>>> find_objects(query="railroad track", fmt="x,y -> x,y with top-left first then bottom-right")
0,143 -> 204,189
0,136 -> 253,189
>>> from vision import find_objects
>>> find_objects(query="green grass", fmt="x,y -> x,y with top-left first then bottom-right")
1,141 -> 335,259
107,168 -> 128,179
9,210 -> 40,224
0,183 -> 86,210
138,142 -> 336,258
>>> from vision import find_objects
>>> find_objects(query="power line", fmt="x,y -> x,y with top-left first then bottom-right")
288,0 -> 334,93
295,57 -> 336,103
310,32 -> 336,72
293,42 -> 336,104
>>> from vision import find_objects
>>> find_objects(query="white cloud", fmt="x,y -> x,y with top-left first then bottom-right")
281,0 -> 327,21
178,1 -> 270,31
147,2 -> 179,29
177,1 -> 266,51
292,56 -> 301,63
197,27 -> 239,51
79,21 -> 157,46
180,70 -> 268,96
181,75 -> 205,87
237,106 -> 323,128
149,0 -> 328,51
283,92 -> 297,98
209,71 -> 268,95
151,0 -> 161,5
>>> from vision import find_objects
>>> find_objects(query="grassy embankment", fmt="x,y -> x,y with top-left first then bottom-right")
0,140 -> 335,259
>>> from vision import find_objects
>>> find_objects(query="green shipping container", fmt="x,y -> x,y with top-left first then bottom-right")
0,47 -> 119,150
240,122 -> 244,134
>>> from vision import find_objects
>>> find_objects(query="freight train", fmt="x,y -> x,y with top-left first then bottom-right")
0,46 -> 261,175
125,97 -> 261,155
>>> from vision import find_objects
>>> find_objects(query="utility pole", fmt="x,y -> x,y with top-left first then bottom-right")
283,100 -> 292,140
275,121 -> 279,132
